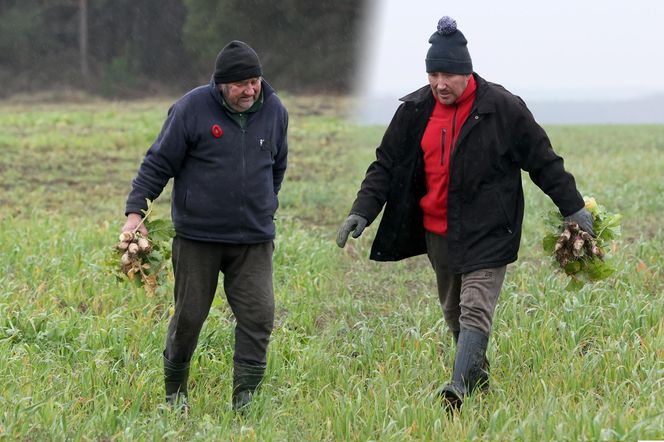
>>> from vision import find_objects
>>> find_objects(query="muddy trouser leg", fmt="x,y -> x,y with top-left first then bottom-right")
442,266 -> 507,409
426,231 -> 506,334
220,241 -> 275,410
164,236 -> 223,405
458,267 -> 506,336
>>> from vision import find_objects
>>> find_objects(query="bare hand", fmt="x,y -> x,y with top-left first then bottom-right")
122,213 -> 148,237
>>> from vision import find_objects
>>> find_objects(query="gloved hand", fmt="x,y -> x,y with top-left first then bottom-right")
564,207 -> 595,236
336,214 -> 368,248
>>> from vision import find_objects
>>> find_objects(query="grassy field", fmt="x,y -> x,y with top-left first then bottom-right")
0,96 -> 663,441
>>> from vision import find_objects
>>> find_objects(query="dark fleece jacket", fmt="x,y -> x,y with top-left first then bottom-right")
125,79 -> 288,244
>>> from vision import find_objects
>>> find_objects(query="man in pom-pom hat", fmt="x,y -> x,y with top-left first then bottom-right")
122,40 -> 288,412
337,16 -> 593,410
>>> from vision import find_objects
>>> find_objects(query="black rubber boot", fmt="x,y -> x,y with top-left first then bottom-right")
164,352 -> 190,413
232,361 -> 266,411
452,329 -> 489,392
439,328 -> 489,410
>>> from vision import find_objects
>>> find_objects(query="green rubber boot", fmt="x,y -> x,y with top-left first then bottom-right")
232,361 -> 266,412
163,352 -> 190,414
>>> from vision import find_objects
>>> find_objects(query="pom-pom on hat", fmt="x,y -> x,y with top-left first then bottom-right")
214,40 -> 263,84
425,16 -> 473,75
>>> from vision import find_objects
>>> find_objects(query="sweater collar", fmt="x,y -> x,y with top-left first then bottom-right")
455,74 -> 476,106
221,89 -> 264,114
209,77 -> 275,108
431,74 -> 477,110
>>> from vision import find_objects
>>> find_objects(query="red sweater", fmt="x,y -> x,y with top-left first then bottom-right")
420,75 -> 477,235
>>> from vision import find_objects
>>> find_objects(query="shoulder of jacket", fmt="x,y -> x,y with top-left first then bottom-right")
399,85 -> 431,104
183,84 -> 209,100
171,85 -> 208,112
265,92 -> 288,114
480,78 -> 528,110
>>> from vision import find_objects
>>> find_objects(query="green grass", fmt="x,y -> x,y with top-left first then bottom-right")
0,98 -> 662,441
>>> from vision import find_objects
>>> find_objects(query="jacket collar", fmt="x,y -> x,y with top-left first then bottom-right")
400,73 -> 495,114
399,84 -> 432,104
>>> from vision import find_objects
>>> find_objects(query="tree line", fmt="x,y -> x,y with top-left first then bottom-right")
0,0 -> 366,97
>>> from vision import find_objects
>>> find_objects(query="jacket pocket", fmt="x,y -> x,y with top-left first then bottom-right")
463,185 -> 511,238
493,189 -> 513,234
173,185 -> 188,210
259,138 -> 275,155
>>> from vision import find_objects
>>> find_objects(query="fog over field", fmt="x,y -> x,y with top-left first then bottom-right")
357,94 -> 664,125
356,0 -> 664,124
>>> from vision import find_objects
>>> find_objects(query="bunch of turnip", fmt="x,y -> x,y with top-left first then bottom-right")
107,199 -> 175,296
117,230 -> 153,278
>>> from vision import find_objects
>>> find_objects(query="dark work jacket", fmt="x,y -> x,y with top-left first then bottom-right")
125,79 -> 288,244
350,73 -> 584,273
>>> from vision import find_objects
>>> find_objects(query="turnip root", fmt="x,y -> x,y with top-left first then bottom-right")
119,231 -> 134,242
137,237 -> 151,253
121,252 -> 131,266
127,242 -> 139,256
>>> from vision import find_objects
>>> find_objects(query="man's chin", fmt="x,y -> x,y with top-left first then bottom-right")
238,100 -> 255,111
437,95 -> 454,105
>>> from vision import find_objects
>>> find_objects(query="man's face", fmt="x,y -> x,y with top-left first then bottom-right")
428,72 -> 471,105
220,77 -> 262,112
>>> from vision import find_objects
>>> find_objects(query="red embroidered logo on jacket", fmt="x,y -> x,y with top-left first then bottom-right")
211,124 -> 223,138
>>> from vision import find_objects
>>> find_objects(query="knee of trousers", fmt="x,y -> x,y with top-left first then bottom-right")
458,306 -> 494,336
236,304 -> 275,335
169,310 -> 208,335
442,308 -> 461,327
442,305 -> 461,320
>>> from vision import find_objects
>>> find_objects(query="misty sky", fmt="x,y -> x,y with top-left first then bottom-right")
358,0 -> 664,102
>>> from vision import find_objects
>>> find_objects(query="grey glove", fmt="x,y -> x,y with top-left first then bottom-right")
564,207 -> 595,236
336,214 -> 368,248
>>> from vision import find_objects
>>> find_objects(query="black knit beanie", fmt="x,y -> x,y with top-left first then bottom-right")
213,40 -> 263,84
425,17 -> 473,74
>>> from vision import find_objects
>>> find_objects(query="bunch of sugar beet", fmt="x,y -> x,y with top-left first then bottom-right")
553,221 -> 603,269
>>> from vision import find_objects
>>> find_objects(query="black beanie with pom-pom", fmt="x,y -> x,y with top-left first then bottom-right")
425,17 -> 473,75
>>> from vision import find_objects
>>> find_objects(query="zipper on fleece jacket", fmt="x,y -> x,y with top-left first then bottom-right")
440,105 -> 458,167
240,128 -> 247,242
441,128 -> 446,165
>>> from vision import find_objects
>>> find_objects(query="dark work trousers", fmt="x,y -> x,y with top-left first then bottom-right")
425,232 -> 506,336
164,236 -> 275,365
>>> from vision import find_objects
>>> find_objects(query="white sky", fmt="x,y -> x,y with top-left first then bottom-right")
358,0 -> 664,101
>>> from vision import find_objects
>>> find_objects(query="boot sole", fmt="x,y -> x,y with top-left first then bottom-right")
438,385 -> 463,410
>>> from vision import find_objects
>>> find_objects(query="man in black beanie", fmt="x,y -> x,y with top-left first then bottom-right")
337,17 -> 593,410
122,40 -> 288,412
